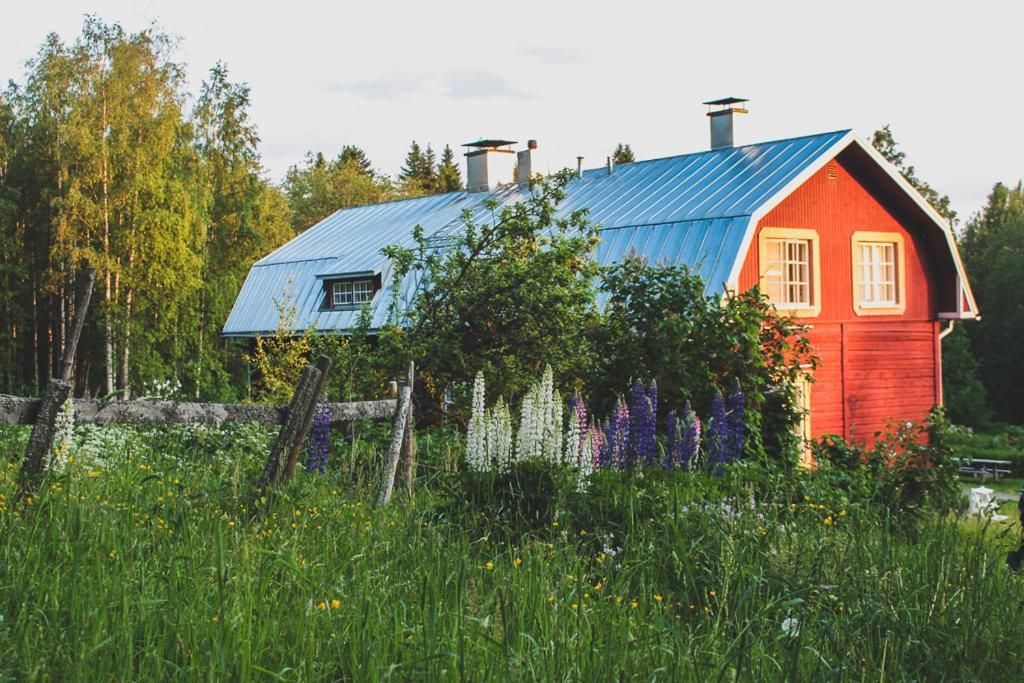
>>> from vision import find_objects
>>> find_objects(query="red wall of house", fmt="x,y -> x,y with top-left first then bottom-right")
737,157 -> 943,443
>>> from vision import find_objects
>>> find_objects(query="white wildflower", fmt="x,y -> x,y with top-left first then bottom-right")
49,397 -> 75,469
465,372 -> 488,471
781,617 -> 800,637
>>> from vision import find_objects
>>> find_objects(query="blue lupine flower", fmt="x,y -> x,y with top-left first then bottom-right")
665,409 -> 678,469
707,390 -> 727,475
726,385 -> 747,462
678,401 -> 701,471
304,401 -> 332,474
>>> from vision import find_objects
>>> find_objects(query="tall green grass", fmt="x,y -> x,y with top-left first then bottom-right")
1,425 -> 1023,681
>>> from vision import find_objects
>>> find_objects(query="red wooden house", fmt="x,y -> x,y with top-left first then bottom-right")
226,99 -> 978,447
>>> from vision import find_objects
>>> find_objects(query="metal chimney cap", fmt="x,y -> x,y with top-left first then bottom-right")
702,97 -> 749,106
462,139 -> 517,149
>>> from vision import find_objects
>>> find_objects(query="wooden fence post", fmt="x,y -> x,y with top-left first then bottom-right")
377,362 -> 414,507
281,356 -> 331,484
398,363 -> 417,495
256,357 -> 328,491
20,266 -> 94,482
20,379 -> 72,479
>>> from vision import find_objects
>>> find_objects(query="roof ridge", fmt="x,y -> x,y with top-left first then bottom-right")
581,129 -> 852,175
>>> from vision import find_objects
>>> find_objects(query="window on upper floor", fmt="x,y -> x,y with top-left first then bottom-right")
323,275 -> 380,310
758,227 -> 821,317
851,231 -> 906,316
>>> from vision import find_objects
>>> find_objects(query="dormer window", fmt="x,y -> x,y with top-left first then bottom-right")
322,274 -> 381,310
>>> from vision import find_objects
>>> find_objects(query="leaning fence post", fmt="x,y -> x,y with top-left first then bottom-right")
256,358 -> 327,491
281,355 -> 331,484
377,362 -> 414,507
20,266 -> 94,483
20,379 -> 72,480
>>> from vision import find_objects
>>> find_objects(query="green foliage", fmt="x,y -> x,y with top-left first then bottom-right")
592,257 -> 816,462
383,171 -> 600,412
611,142 -> 635,164
3,424 -> 1024,679
246,286 -> 314,404
811,407 -> 963,519
958,181 -> 1024,423
941,323 -> 990,427
435,144 -> 463,192
282,147 -> 393,233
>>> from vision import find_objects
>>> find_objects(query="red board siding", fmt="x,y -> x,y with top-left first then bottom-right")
737,157 -> 941,444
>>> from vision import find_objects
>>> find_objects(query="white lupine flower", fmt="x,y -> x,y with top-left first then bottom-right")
576,427 -> 594,491
544,388 -> 563,464
465,372 -> 488,471
49,397 -> 75,469
487,398 -> 513,472
564,406 -> 581,467
515,393 -> 537,462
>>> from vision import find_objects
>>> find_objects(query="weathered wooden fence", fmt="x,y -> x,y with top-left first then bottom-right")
2,359 -> 417,506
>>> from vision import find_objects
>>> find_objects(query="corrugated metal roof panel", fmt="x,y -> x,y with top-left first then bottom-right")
224,130 -> 851,336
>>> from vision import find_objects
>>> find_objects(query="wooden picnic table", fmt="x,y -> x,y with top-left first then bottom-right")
958,457 -> 1013,480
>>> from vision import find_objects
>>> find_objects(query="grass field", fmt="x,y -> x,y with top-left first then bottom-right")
2,423 -> 1024,681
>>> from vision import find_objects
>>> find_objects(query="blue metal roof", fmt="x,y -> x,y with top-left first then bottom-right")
224,130 -> 852,336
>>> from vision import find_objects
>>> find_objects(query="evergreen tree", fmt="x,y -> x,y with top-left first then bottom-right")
337,145 -> 372,177
612,143 -> 635,165
398,140 -> 436,196
283,146 -> 392,233
434,144 -> 463,192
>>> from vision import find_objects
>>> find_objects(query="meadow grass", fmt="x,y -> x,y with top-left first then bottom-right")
1,425 -> 1024,681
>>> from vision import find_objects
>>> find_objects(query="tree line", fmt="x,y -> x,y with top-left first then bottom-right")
0,18 -> 548,400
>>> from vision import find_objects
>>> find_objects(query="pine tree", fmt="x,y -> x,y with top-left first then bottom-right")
434,144 -> 462,192
337,145 -> 372,177
612,143 -> 635,165
399,140 -> 437,196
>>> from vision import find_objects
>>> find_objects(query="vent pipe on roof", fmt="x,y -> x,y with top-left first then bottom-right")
606,156 -> 614,175
703,97 -> 749,149
516,139 -> 537,189
576,156 -> 584,178
464,139 -> 517,192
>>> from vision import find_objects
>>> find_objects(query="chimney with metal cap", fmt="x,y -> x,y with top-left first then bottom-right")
464,139 -> 517,192
703,97 -> 749,149
516,139 -> 537,189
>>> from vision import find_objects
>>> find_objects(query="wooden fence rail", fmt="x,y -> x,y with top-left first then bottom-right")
0,394 -> 396,427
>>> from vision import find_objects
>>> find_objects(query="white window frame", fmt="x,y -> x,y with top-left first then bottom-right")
758,227 -> 821,317
851,231 -> 906,316
331,279 -> 374,308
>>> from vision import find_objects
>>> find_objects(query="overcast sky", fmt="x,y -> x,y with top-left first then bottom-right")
3,0 -> 1021,222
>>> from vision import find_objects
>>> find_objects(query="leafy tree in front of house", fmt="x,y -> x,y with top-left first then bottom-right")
382,169 -> 599,413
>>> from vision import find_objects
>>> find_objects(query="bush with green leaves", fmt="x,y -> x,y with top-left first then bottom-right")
810,407 -> 963,519
591,256 -> 817,464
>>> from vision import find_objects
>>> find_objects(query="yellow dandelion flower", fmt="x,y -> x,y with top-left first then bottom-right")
615,596 -> 623,605
317,602 -> 327,611
571,603 -> 578,610
709,591 -> 716,597
331,599 -> 341,609
654,594 -> 663,603
630,601 -> 638,609
823,516 -> 833,526
513,558 -> 522,567
485,561 -> 494,571
547,595 -> 555,604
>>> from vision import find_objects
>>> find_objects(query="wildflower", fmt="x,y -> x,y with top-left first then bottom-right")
781,617 -> 800,637
304,401 -> 332,473
709,591 -> 717,597
317,602 -> 327,611
331,599 -> 341,609
630,601 -> 638,609
678,402 -> 701,470
654,594 -> 663,603
466,372 -> 488,471
615,596 -> 623,605
547,595 -> 555,604
485,561 -> 494,571
707,390 -> 727,475
725,383 -> 747,462
513,558 -> 522,567
824,516 -> 834,526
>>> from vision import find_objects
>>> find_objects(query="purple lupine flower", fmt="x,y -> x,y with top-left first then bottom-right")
628,379 -> 645,462
707,390 -> 727,475
726,386 -> 747,462
590,419 -> 604,469
636,396 -> 656,466
678,402 -> 700,471
665,409 -> 678,469
603,400 -> 631,470
305,401 -> 332,473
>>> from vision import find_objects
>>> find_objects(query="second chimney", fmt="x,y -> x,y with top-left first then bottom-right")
703,97 -> 749,149
516,139 -> 537,189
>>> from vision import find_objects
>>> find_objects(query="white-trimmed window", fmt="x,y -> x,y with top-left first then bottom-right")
331,279 -> 374,307
851,231 -> 906,316
758,227 -> 821,317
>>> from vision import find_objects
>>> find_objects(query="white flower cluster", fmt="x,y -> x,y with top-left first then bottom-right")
465,366 -> 591,488
49,397 -> 75,469
515,365 -> 562,464
465,372 -> 514,472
